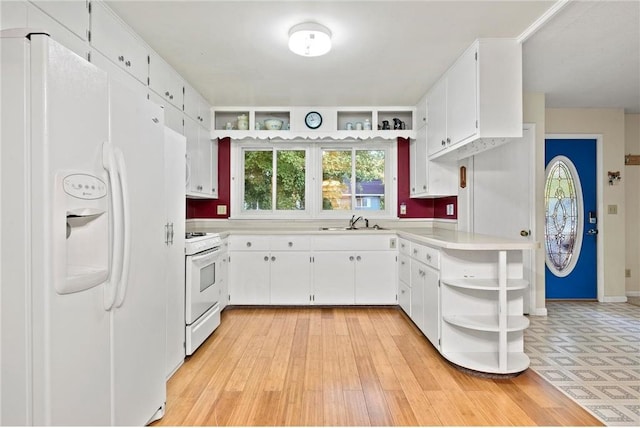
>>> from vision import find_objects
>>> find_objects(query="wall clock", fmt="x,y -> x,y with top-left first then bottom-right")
304,111 -> 322,129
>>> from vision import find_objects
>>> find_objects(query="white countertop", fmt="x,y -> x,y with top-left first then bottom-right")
202,226 -> 537,251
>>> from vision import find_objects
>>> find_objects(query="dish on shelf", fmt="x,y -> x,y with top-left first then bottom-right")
263,119 -> 283,130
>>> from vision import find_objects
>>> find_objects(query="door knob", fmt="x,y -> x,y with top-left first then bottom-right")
520,230 -> 530,237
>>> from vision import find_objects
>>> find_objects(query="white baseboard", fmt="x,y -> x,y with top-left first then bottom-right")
601,295 -> 628,303
529,307 -> 548,316
626,290 -> 640,297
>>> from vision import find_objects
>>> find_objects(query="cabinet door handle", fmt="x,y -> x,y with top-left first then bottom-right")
246,242 -> 252,247
165,91 -> 170,96
212,188 -> 216,193
426,254 -> 432,261
169,95 -> 174,100
401,261 -> 405,265
271,256 -> 276,262
413,249 -> 418,255
401,289 -> 406,294
422,185 -> 426,190
441,140 -> 446,146
356,256 -> 361,262
401,243 -> 405,249
288,241 -> 293,247
349,256 -> 354,262
118,55 -> 124,62
446,137 -> 451,144
264,256 -> 269,262
125,60 -> 131,67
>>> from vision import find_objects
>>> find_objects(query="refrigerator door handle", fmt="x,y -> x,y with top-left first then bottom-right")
102,142 -> 122,311
114,147 -> 131,308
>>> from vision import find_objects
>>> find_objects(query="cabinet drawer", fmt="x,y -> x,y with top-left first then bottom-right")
312,234 -> 396,251
399,254 -> 411,285
410,242 -> 440,270
270,236 -> 310,251
399,238 -> 411,256
229,235 -> 270,251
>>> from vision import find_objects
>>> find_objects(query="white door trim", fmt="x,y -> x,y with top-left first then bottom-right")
544,134 -> 604,302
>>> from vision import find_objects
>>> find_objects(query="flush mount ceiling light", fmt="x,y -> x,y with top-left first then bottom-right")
288,22 -> 332,57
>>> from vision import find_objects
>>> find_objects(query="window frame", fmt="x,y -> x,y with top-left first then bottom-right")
231,140 -> 397,220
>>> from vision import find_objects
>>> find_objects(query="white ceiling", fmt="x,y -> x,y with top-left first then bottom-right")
107,0 -> 640,113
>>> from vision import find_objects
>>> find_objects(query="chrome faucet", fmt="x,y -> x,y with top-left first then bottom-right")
349,215 -> 363,229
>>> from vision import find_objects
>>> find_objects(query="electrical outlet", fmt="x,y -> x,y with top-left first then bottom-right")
217,205 -> 227,215
446,204 -> 455,216
608,204 -> 618,215
400,203 -> 407,215
625,269 -> 631,278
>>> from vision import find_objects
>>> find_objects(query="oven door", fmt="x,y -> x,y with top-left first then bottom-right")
185,247 -> 221,324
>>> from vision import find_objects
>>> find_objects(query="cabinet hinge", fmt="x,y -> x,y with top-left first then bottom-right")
228,294 -> 231,302
228,256 -> 231,263
438,338 -> 441,346
147,55 -> 150,65
147,77 -> 150,86
475,120 -> 478,129
395,256 -> 398,262
87,30 -> 91,42
395,294 -> 398,301
183,341 -> 186,349
475,51 -> 477,61
88,1 -> 91,14
87,51 -> 91,62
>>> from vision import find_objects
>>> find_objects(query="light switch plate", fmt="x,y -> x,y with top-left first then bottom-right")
217,205 -> 227,215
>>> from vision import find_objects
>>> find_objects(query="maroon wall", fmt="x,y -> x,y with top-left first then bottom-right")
186,137 -> 457,220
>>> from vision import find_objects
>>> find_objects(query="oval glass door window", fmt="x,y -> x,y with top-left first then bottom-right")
544,156 -> 583,277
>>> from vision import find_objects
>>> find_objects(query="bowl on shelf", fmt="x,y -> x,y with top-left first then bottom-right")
263,119 -> 283,130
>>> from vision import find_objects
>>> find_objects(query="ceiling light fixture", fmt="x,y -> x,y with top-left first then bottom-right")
288,22 -> 332,57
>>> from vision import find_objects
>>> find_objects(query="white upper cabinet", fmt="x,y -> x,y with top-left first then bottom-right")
184,83 -> 211,131
31,0 -> 89,41
426,39 -> 522,161
27,3 -> 89,60
185,116 -> 217,199
426,78 -> 447,157
90,1 -> 149,84
148,91 -> 183,135
148,51 -> 183,110
411,126 -> 457,198
415,93 -> 427,130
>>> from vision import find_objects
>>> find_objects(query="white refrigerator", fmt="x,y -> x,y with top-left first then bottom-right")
1,30 -> 167,425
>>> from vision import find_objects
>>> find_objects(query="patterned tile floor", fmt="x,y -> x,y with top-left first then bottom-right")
525,301 -> 640,426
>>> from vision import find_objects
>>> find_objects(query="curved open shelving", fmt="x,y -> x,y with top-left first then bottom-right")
441,277 -> 528,291
442,351 -> 530,375
443,315 -> 529,332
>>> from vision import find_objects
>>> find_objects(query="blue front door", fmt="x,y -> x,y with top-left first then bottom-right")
544,138 -> 597,299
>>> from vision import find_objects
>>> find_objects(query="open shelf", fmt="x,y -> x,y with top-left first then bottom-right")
441,278 -> 528,291
443,315 -> 529,332
441,351 -> 530,374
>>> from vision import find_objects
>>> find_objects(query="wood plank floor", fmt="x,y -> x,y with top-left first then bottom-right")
155,307 -> 603,426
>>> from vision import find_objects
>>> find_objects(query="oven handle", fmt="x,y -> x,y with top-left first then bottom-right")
190,247 -> 221,264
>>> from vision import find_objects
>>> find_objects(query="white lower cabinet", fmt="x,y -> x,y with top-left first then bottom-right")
355,251 -> 397,304
312,252 -> 355,304
399,235 -> 530,374
229,252 -> 271,304
219,239 -> 229,311
228,234 -> 397,306
270,252 -> 312,305
228,236 -> 311,305
398,280 -> 411,316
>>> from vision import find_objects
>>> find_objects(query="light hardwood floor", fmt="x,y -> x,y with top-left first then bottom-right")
155,307 -> 602,426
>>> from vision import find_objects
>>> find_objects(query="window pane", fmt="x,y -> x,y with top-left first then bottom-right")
322,150 -> 352,210
276,150 -> 306,210
355,150 -> 385,211
244,150 -> 272,210
544,157 -> 581,275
